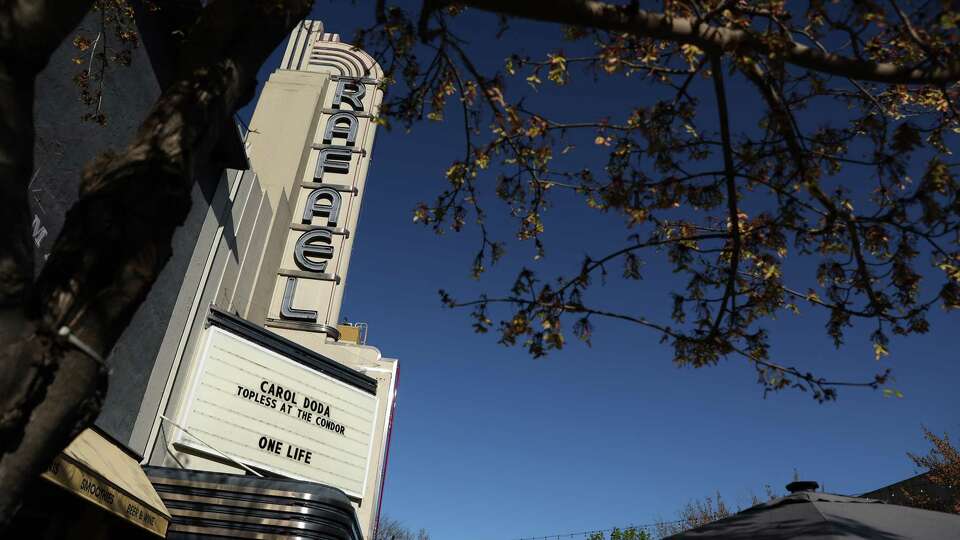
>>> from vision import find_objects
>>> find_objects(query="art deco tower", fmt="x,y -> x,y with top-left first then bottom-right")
246,21 -> 385,348
135,22 -> 397,540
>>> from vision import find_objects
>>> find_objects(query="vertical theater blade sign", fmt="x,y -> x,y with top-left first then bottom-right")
274,77 -> 374,329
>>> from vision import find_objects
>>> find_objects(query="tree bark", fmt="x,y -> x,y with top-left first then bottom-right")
0,0 -> 312,527
0,3 -> 96,524
0,327 -> 107,528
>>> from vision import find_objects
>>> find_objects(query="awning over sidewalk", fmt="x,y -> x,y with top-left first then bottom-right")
42,428 -> 171,537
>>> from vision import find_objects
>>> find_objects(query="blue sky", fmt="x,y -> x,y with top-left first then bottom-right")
240,3 -> 960,539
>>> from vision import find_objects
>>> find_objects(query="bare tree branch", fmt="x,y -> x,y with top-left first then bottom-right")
708,52 -> 740,337
450,0 -> 960,84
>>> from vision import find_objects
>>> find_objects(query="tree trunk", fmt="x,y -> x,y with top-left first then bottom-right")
0,327 -> 107,526
0,0 -> 96,326
0,63 -> 34,312
0,0 -> 97,524
0,0 -> 312,527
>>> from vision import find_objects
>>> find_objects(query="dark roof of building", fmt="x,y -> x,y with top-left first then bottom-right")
664,490 -> 960,539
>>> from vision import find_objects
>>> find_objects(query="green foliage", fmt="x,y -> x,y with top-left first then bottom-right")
903,427 -> 960,514
588,527 -> 651,540
653,492 -> 730,537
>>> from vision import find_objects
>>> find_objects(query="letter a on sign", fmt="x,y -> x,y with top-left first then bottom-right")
322,112 -> 358,146
303,187 -> 342,227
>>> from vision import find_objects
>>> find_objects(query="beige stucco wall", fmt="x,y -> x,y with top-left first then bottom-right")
243,69 -> 329,324
247,31 -> 384,333
310,343 -> 398,538
133,168 -> 277,455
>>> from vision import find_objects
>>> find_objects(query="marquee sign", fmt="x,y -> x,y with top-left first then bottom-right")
175,325 -> 378,497
268,75 -> 380,333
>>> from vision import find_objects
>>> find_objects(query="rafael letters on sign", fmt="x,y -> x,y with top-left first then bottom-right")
281,78 -> 369,324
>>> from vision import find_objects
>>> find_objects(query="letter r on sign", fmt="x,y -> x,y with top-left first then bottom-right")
333,79 -> 365,111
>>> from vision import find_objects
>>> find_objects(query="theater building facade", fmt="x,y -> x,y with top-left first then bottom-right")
15,16 -> 397,540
